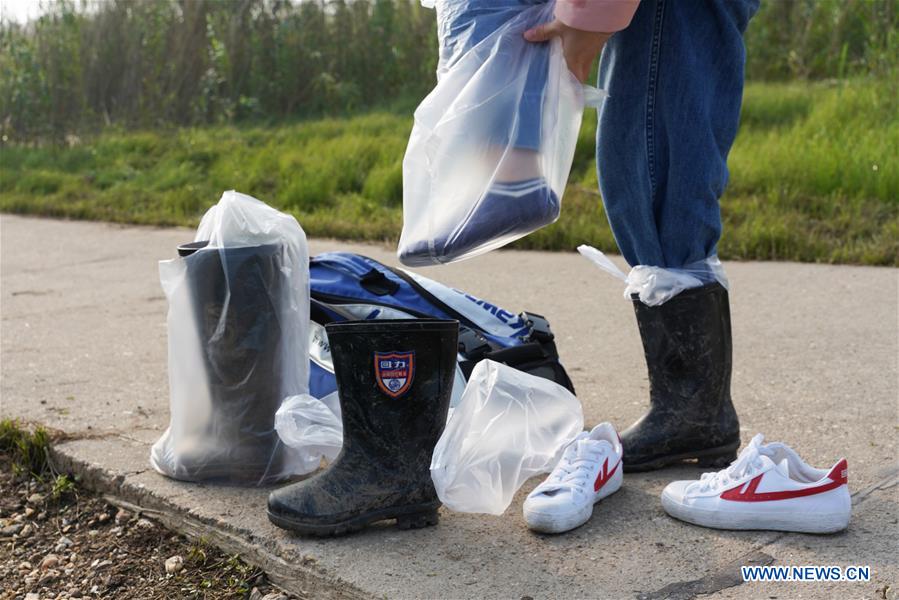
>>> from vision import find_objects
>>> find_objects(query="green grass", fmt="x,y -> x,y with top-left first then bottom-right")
1,79 -> 896,265
0,418 -> 52,477
1,418 -> 77,501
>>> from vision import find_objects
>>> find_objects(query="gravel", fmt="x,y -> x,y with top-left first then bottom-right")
1,453 -> 300,599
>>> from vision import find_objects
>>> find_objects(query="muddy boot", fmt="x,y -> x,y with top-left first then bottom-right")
151,241 -> 289,484
622,282 -> 740,472
267,318 -> 459,536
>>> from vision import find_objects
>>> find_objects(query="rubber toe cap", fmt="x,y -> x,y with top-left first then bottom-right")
267,482 -> 311,518
523,489 -> 580,517
660,480 -> 692,509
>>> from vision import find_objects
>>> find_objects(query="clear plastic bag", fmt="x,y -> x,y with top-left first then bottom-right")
274,392 -> 342,474
150,191 -> 311,485
430,359 -> 584,515
398,0 -> 605,266
577,245 -> 729,306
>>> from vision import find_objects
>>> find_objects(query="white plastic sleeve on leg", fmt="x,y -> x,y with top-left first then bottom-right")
577,245 -> 728,307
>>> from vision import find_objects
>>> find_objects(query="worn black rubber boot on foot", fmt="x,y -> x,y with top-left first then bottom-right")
622,282 -> 740,472
267,319 -> 459,536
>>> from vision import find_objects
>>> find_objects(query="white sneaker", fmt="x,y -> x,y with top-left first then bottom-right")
661,434 -> 851,533
523,422 -> 623,534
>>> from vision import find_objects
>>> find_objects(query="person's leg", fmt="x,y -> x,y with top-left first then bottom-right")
596,0 -> 758,268
595,0 -> 758,470
594,0 -> 663,268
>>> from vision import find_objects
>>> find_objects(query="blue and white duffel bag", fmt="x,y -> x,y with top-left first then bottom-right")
307,252 -> 574,404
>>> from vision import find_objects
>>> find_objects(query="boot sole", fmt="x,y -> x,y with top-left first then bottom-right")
623,440 -> 741,473
267,501 -> 440,537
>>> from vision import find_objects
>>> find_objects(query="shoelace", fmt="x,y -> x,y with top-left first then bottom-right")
540,440 -> 604,496
696,433 -> 771,493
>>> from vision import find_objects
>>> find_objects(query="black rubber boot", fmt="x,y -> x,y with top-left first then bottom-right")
164,240 -> 288,483
267,318 -> 459,536
622,282 -> 740,472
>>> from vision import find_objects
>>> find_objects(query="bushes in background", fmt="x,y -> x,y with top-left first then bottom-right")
1,0 -> 896,141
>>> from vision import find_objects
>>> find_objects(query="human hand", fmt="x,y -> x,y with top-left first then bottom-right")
524,19 -> 611,83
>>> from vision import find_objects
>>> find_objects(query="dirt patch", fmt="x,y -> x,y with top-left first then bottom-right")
0,452 -> 299,600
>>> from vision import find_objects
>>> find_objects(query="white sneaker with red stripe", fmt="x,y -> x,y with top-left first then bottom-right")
661,434 -> 851,533
523,423 -> 623,534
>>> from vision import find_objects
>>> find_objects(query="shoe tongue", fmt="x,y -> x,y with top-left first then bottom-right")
773,457 -> 790,477
560,432 -> 589,461
568,431 -> 590,447
575,438 -> 606,459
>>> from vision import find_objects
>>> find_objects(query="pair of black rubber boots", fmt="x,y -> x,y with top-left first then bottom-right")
175,239 -> 737,533
170,240 -> 458,530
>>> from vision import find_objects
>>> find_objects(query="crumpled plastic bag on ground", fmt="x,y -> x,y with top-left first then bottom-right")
274,392 -> 342,474
577,245 -> 729,306
150,190 -> 311,485
430,359 -> 584,515
398,0 -> 606,266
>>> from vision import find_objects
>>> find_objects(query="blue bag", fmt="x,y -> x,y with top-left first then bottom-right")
307,252 -> 575,400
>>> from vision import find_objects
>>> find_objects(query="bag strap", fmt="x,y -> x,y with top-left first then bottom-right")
385,265 -> 485,332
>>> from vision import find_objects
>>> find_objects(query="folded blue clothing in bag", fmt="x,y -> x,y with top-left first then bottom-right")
435,0 -> 552,151
400,0 -> 602,266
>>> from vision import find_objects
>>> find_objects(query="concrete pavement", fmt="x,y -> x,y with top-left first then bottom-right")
1,214 -> 897,599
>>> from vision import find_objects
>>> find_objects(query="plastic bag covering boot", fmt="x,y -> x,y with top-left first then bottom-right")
622,283 -> 741,471
267,319 -> 459,535
577,244 -> 729,307
151,191 -> 310,485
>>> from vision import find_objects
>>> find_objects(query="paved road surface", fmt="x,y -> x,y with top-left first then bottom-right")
2,215 -> 897,599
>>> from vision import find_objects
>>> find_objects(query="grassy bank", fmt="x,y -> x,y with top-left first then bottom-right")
1,79 -> 896,265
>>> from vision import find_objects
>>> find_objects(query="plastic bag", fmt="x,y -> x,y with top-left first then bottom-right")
398,0 -> 606,266
577,245 -> 729,307
430,359 -> 584,515
274,392 -> 342,474
150,191 -> 311,485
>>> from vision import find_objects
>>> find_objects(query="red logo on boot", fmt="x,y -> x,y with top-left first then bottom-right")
374,351 -> 415,398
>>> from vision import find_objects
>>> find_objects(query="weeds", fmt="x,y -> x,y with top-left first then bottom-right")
0,418 -> 78,501
0,418 -> 52,477
181,539 -> 265,597
50,473 -> 77,502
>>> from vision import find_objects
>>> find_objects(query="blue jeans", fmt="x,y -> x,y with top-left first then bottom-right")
596,0 -> 759,269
